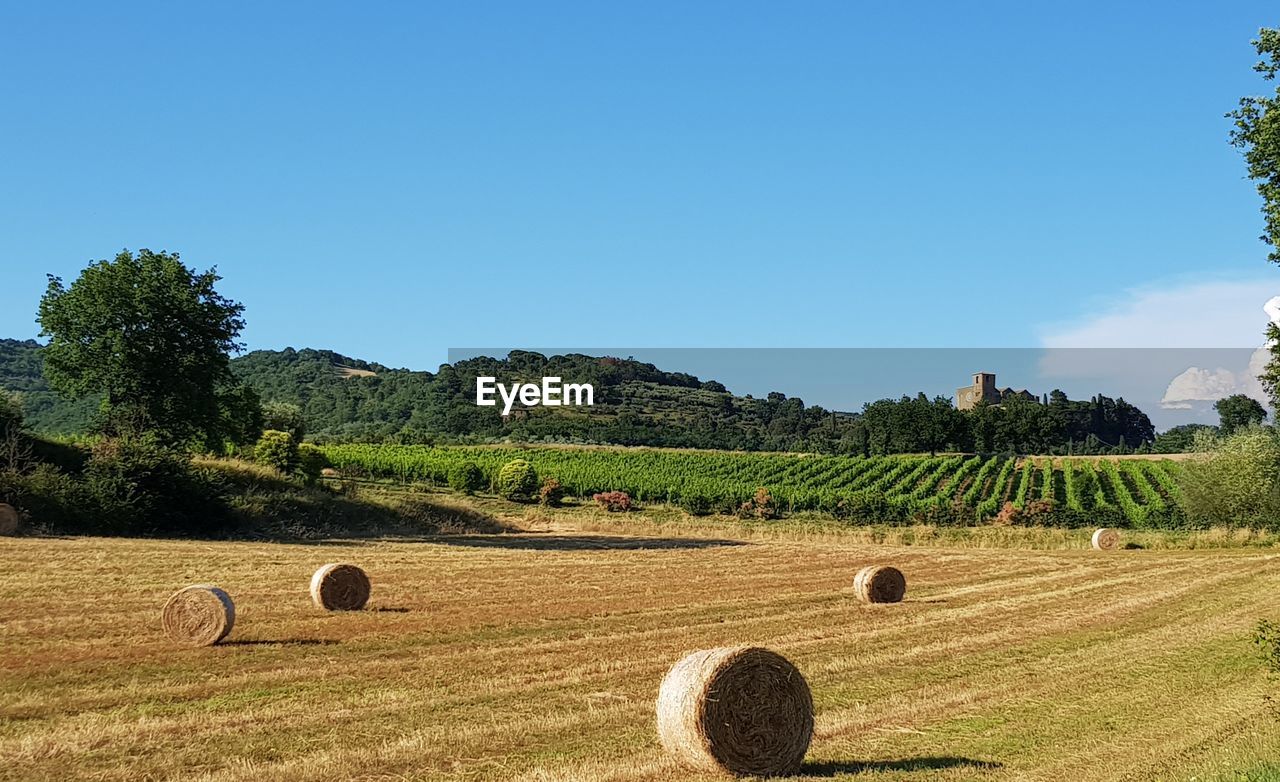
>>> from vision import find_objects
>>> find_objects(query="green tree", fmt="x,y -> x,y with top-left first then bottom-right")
1215,394 -> 1268,435
1229,27 -> 1280,264
262,400 -> 306,442
1230,29 -> 1280,410
1153,423 -> 1216,453
1265,322 -> 1280,411
37,249 -> 257,449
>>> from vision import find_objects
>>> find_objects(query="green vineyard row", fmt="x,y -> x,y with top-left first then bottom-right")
319,444 -> 1187,528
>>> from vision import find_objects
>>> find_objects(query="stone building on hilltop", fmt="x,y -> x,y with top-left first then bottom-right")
956,372 -> 1037,411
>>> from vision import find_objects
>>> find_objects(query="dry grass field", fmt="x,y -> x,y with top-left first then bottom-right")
2,529 -> 1280,781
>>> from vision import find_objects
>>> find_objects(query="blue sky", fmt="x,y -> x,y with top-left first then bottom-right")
2,2 -> 1279,377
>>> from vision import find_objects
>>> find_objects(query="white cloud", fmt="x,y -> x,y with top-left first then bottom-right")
1040,277 -> 1279,348
1035,277 -> 1278,427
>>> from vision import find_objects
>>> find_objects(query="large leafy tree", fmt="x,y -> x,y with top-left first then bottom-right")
1230,28 -> 1280,264
37,249 -> 260,448
1215,393 -> 1268,435
1230,28 -> 1280,408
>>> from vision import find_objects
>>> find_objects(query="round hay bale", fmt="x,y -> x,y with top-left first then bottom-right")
0,502 -> 20,535
1092,528 -> 1120,551
320,467 -> 340,478
853,565 -> 906,604
656,646 -> 813,777
162,585 -> 235,647
310,563 -> 370,611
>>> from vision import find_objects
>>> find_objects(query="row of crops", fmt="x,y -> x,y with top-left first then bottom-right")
319,444 -> 1187,528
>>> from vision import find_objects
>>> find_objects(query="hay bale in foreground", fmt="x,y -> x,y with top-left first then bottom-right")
1092,528 -> 1120,551
853,565 -> 906,603
162,585 -> 235,646
310,563 -> 371,611
656,646 -> 814,777
0,503 -> 19,535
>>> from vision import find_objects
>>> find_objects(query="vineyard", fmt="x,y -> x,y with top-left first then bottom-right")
320,445 -> 1187,528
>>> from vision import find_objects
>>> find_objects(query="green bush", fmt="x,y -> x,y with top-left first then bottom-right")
679,493 -> 714,516
296,443 -> 327,485
0,437 -> 230,536
448,461 -> 486,494
497,458 -> 538,501
84,437 -> 229,535
0,463 -> 89,531
254,430 -> 299,474
0,391 -> 22,441
834,491 -> 889,522
1179,426 -> 1280,529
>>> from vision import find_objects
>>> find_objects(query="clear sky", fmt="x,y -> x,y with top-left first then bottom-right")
3,2 -> 1279,374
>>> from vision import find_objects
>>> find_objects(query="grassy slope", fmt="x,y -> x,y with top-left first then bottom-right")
1,529 -> 1278,781
196,458 -> 507,539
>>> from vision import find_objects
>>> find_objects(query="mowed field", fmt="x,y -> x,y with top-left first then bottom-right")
2,531 -> 1279,781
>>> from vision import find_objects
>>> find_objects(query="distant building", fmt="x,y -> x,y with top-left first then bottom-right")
956,372 -> 1037,411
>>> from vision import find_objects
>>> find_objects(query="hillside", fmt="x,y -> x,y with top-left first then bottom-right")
0,339 -> 100,435
0,340 -> 1157,453
0,340 -> 851,450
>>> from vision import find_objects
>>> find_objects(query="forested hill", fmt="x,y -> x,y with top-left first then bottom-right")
1,341 -> 848,450
234,347 -> 849,450
0,339 -> 1158,454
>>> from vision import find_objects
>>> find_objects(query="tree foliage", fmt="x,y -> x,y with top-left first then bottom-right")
1229,29 -> 1280,412
496,458 -> 538,500
1179,426 -> 1280,529
36,250 -> 258,449
1215,393 -> 1268,434
262,401 -> 306,442
254,430 -> 299,474
4,339 -> 1159,455
448,461 -> 485,494
1229,27 -> 1280,264
1153,423 -> 1216,454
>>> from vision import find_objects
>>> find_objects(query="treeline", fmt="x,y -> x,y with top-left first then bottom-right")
230,349 -> 1160,454
847,392 -> 1155,456
2,339 -> 1160,454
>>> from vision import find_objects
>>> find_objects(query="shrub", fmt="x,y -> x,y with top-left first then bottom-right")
539,478 -> 565,506
0,392 -> 31,472
834,491 -> 889,522
449,461 -> 486,494
0,436 -> 234,536
593,490 -> 632,512
1022,498 -> 1056,522
1179,426 -> 1280,529
680,493 -> 714,516
992,501 -> 1023,526
254,430 -> 299,474
0,462 -> 88,532
908,496 -> 966,526
83,437 -> 230,535
736,487 -> 780,520
296,443 -> 327,485
497,458 -> 539,501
